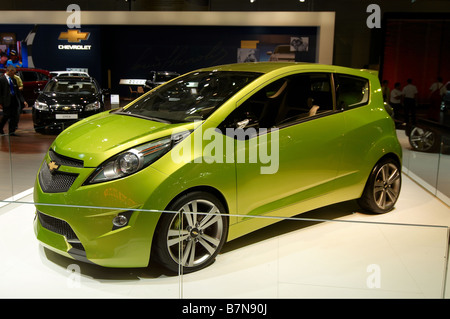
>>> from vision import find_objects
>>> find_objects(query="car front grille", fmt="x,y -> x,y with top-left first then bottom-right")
37,211 -> 85,251
54,104 -> 81,112
39,160 -> 78,193
38,149 -> 83,193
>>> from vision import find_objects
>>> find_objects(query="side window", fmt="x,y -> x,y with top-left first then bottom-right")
275,73 -> 333,125
39,73 -> 49,81
22,71 -> 39,82
335,74 -> 369,109
221,78 -> 287,130
221,73 -> 335,131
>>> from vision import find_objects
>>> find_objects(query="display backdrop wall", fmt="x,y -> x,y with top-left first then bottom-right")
0,11 -> 334,94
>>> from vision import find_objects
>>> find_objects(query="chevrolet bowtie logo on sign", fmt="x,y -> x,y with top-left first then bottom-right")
59,29 -> 90,43
58,29 -> 92,50
48,161 -> 60,174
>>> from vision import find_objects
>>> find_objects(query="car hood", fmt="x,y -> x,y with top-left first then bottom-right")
51,111 -> 197,167
38,92 -> 98,106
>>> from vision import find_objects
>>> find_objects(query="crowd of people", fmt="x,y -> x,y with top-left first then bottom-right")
0,49 -> 23,69
381,76 -> 450,125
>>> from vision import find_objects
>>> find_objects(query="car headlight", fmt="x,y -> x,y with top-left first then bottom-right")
34,101 -> 49,111
84,136 -> 174,185
85,101 -> 101,111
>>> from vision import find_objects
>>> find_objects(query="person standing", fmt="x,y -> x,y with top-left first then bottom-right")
0,66 -> 21,136
402,78 -> 418,125
6,50 -> 23,68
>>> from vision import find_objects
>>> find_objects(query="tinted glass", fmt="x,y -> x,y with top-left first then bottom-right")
22,71 -> 39,82
336,74 -> 369,109
118,71 -> 261,123
222,73 -> 334,129
44,79 -> 98,93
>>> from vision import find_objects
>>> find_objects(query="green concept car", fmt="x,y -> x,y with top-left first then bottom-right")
34,63 -> 402,273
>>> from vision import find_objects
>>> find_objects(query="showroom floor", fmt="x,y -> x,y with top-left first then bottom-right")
0,115 -> 450,298
0,176 -> 449,298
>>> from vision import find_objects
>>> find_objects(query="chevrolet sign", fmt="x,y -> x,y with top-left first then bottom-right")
58,44 -> 91,50
58,29 -> 91,50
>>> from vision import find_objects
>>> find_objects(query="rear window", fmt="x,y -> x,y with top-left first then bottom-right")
336,74 -> 369,109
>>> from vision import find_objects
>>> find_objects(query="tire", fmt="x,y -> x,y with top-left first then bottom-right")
153,191 -> 228,273
358,158 -> 402,214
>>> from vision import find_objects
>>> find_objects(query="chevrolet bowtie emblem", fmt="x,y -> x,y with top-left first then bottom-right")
58,29 -> 90,43
48,161 -> 60,174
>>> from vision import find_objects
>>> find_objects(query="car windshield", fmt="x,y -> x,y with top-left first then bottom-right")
117,71 -> 261,123
44,79 -> 98,94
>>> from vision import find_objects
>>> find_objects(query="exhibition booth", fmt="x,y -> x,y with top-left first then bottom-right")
0,10 -> 449,299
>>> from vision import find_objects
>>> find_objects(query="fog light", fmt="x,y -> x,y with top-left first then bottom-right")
112,215 -> 128,228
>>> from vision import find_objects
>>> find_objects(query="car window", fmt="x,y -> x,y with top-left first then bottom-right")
38,73 -> 49,81
118,71 -> 261,123
44,79 -> 98,93
222,72 -> 334,131
335,74 -> 369,109
275,73 -> 334,125
22,71 -> 39,82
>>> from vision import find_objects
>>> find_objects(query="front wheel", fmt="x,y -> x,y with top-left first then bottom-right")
358,158 -> 402,214
153,192 -> 228,273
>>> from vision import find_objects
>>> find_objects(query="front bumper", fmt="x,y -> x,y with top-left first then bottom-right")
32,108 -> 101,131
33,150 -> 171,268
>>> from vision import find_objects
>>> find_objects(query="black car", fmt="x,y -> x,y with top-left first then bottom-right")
32,76 -> 106,133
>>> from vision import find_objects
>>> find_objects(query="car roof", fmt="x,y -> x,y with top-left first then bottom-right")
197,62 -> 378,78
51,71 -> 89,74
51,75 -> 94,81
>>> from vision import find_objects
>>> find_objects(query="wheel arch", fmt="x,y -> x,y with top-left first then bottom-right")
164,185 -> 230,215
364,152 -> 402,186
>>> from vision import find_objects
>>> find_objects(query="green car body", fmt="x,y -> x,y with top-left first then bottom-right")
34,62 -> 402,272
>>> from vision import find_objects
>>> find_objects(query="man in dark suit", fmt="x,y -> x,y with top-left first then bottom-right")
0,65 -> 21,136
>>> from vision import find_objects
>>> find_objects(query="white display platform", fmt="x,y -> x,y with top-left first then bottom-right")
0,175 -> 449,299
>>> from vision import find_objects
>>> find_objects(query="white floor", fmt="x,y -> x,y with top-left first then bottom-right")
0,174 -> 449,299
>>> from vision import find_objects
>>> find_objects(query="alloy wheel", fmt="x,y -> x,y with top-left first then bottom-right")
373,163 -> 401,211
166,199 -> 225,269
409,127 -> 435,152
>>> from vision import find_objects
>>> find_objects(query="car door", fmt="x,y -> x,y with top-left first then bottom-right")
221,72 -> 346,222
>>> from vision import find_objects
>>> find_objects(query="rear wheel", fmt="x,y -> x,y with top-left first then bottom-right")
154,191 -> 228,273
358,158 -> 401,214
